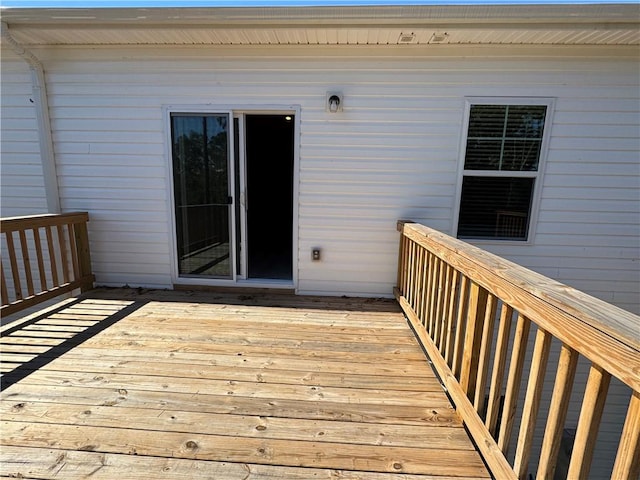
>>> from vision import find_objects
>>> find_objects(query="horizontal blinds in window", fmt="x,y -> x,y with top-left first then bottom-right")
465,105 -> 546,172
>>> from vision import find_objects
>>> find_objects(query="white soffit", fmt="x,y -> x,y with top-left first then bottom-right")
1,4 -> 639,46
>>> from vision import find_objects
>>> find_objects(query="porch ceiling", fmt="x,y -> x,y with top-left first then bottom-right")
1,4 -> 639,46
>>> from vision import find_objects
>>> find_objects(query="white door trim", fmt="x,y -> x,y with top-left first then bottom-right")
163,104 -> 300,290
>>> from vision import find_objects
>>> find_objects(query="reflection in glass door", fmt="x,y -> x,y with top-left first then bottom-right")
171,114 -> 233,278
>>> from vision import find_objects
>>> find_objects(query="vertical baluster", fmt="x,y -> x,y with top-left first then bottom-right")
611,391 -> 640,480
460,282 -> 489,400
397,234 -> 405,294
433,259 -> 446,347
537,344 -> 579,480
19,229 -> 35,297
45,225 -> 60,287
567,364 -> 611,480
416,249 -> 426,324
403,237 -> 411,300
414,247 -> 425,320
451,275 -> 470,378
68,222 -> 80,281
486,304 -> 514,436
427,257 -> 440,335
514,328 -> 552,478
1,259 -> 9,305
404,240 -> 414,303
5,231 -> 22,301
57,224 -> 70,284
396,231 -> 406,294
412,241 -> 420,308
405,239 -> 413,305
422,250 -> 436,332
437,264 -> 452,353
473,293 -> 498,413
33,227 -> 48,292
444,268 -> 460,365
421,252 -> 431,330
498,313 -> 531,454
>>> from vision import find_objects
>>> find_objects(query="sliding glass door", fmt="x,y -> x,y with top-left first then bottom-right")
171,113 -> 233,278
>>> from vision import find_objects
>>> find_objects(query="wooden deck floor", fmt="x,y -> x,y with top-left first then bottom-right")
0,289 -> 490,479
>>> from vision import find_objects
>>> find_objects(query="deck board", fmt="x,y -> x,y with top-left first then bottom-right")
1,289 -> 490,479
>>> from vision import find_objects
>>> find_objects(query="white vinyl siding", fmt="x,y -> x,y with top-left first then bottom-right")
1,46 -> 637,313
0,50 -> 48,217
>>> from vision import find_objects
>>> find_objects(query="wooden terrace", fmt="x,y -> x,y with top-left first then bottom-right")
1,288 -> 487,479
1,213 -> 639,479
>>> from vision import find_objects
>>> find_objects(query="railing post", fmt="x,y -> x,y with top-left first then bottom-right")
73,220 -> 93,292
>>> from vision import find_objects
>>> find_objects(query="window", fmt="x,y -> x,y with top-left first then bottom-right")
456,99 -> 552,241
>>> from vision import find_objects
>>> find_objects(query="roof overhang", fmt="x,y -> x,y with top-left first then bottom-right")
1,4 -> 638,46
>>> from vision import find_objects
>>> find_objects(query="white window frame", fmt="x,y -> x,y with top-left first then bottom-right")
452,97 -> 555,244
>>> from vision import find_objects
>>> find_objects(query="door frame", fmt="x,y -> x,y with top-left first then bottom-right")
164,104 -> 300,290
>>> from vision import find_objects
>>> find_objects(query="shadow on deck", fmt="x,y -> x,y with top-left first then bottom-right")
0,288 -> 490,479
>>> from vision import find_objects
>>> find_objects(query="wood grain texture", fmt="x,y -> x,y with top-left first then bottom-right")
611,391 -> 640,480
1,212 -> 94,317
536,344 -> 579,480
0,446 -> 485,480
401,223 -> 640,390
567,364 -> 612,479
513,328 -> 552,477
1,289 -> 490,479
397,293 -> 515,480
396,222 -> 639,478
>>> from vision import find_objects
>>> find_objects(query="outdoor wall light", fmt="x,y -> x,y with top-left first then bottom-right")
326,92 -> 343,113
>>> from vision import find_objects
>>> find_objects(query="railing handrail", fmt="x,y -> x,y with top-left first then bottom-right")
1,212 -> 94,317
1,212 -> 89,233
398,220 -> 639,391
395,220 -> 640,480
408,222 -> 639,354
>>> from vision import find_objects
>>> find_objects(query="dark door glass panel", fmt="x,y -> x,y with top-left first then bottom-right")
171,114 -> 232,278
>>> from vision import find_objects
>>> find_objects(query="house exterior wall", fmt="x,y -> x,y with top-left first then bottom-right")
0,49 -> 48,217
1,43 -> 638,479
3,44 -> 637,313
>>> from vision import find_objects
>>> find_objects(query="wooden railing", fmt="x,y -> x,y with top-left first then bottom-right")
395,221 -> 639,480
1,212 -> 94,317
